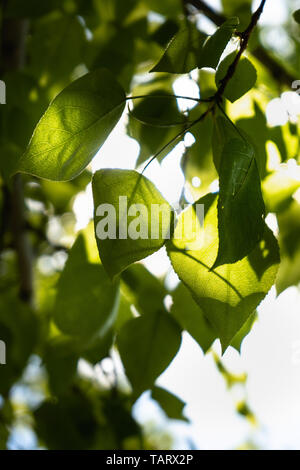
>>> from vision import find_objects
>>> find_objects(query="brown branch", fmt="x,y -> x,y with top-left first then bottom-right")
1,14 -> 33,304
187,0 -> 225,26
185,0 -> 296,88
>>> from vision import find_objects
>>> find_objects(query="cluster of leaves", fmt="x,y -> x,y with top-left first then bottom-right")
0,0 -> 300,450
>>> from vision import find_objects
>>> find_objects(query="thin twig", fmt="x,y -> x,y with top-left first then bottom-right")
215,0 -> 267,100
142,104 -> 213,173
126,94 -> 211,103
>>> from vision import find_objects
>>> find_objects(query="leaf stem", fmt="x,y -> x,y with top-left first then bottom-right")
126,94 -> 212,104
142,104 -> 214,173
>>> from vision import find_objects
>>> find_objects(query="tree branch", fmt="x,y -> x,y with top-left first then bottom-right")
216,0 -> 267,99
186,0 -> 296,88
0,13 -> 33,304
187,0 -> 225,26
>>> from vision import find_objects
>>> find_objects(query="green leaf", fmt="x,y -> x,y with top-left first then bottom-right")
238,103 -> 267,171
221,0 -> 252,30
142,0 -> 182,18
121,264 -> 167,316
102,395 -> 142,445
150,23 -> 207,74
117,311 -> 182,396
92,169 -> 174,279
167,193 -> 280,351
128,90 -> 186,165
293,10 -> 300,24
214,138 -> 265,267
34,391 -> 98,450
229,311 -> 257,352
29,15 -> 86,83
114,295 -> 135,332
54,232 -> 119,342
88,25 -> 136,91
151,386 -> 188,422
197,17 -> 239,70
150,20 -> 180,47
44,337 -> 78,395
171,283 -> 216,353
94,0 -> 138,23
0,294 -> 38,395
212,115 -> 238,172
82,329 -> 115,365
171,282 -> 254,353
216,53 -> 257,102
129,91 -> 186,127
18,69 -> 126,181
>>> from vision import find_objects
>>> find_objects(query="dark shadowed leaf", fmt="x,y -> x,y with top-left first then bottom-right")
171,283 -> 216,353
121,264 -> 167,317
117,311 -> 182,396
28,15 -> 86,83
214,138 -> 265,267
151,386 -> 188,422
197,18 -> 239,70
293,10 -> 300,24
54,233 -> 119,341
150,23 -> 207,74
34,390 -> 98,450
128,89 -> 186,165
216,52 -> 257,102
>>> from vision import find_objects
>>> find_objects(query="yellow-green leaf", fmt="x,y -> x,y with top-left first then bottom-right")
18,69 -> 125,181
92,169 -> 174,279
167,193 -> 280,352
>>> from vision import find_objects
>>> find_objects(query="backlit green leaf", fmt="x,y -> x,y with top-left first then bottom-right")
92,169 -> 174,279
18,69 -> 126,181
167,193 -> 280,351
